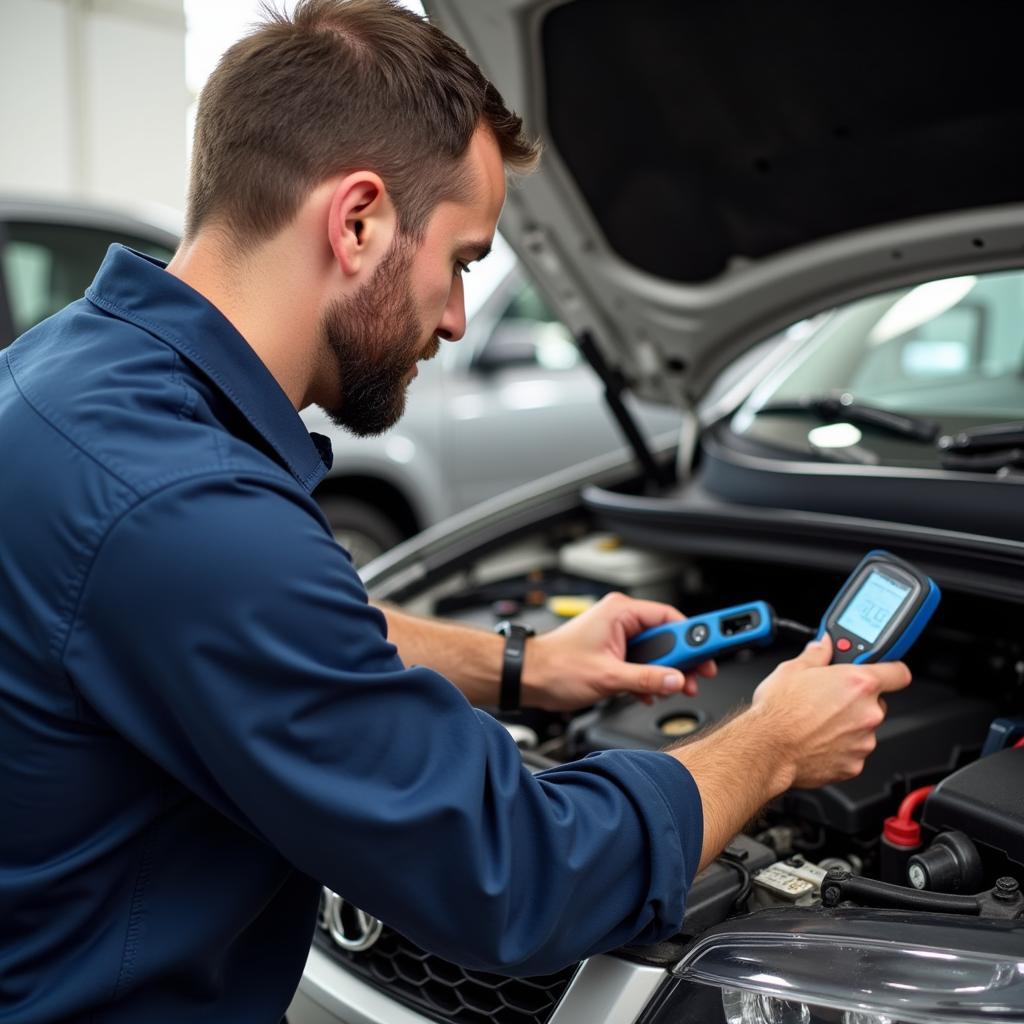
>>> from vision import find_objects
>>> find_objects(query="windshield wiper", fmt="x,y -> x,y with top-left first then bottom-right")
940,447 -> 1024,474
937,422 -> 1024,475
756,391 -> 940,443
938,421 -> 1024,454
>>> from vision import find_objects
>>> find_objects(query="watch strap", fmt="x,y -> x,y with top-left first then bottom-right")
495,621 -> 533,711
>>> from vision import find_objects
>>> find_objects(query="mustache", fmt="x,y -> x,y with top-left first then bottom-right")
420,336 -> 441,362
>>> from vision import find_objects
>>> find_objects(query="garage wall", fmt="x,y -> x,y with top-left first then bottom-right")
0,0 -> 187,214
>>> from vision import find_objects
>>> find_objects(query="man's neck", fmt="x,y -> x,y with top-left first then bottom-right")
166,231 -> 321,410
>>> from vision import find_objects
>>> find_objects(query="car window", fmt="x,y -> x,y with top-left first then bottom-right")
733,268 -> 1024,465
477,280 -> 580,372
1,222 -> 174,341
847,272 -> 1024,403
754,270 -> 1024,417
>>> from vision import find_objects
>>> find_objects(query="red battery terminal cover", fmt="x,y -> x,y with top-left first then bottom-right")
883,785 -> 935,848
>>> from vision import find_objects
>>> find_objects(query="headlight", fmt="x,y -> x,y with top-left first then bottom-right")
722,988 -> 895,1023
640,907 -> 1024,1024
722,987 -> 812,1023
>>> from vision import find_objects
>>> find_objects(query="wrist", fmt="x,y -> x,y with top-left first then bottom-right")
494,621 -> 535,711
519,630 -> 555,711
673,705 -> 796,800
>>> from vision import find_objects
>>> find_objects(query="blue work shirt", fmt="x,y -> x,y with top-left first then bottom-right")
0,245 -> 703,1023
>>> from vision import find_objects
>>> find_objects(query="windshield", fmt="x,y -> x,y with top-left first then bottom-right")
732,268 -> 1024,465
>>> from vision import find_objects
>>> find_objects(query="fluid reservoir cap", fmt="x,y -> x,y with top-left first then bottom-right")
547,595 -> 596,618
907,830 -> 984,893
659,713 -> 701,737
883,814 -> 921,848
559,533 -> 677,588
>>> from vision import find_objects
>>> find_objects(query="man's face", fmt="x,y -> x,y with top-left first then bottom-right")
319,127 -> 506,436
319,237 -> 428,436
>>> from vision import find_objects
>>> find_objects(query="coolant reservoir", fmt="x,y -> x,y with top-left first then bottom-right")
558,533 -> 679,601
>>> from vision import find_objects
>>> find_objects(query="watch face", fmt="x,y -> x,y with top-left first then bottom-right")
495,621 -> 535,638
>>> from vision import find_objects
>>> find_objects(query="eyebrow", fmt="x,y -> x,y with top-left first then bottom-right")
458,240 -> 492,263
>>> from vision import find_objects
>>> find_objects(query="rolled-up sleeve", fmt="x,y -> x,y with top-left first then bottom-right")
62,472 -> 703,975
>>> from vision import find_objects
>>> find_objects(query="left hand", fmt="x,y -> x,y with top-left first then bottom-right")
520,591 -> 717,712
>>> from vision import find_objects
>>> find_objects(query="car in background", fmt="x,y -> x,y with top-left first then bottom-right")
0,196 -> 180,342
0,196 -> 679,565
306,248 -> 681,564
290,2 -> 1024,1024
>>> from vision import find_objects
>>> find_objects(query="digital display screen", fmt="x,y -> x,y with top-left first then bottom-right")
836,570 -> 912,644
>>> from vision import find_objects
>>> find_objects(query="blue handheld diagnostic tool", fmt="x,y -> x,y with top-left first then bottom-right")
626,601 -> 775,671
816,549 -> 940,663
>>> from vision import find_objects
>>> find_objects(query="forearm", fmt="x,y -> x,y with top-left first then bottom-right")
667,704 -> 794,870
381,600 -> 792,868
375,593 -> 697,712
375,602 -> 506,705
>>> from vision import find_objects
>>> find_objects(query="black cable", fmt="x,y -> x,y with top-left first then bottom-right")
718,854 -> 753,911
776,618 -> 816,639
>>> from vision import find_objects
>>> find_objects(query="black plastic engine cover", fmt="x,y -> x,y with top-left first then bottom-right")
921,747 -> 1024,871
577,647 -> 996,835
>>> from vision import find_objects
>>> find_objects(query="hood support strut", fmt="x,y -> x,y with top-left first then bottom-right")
578,331 -> 671,489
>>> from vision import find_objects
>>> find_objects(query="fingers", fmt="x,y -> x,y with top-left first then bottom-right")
618,662 -> 688,698
791,634 -> 832,667
604,593 -> 685,631
681,660 -> 715,697
869,661 -> 912,693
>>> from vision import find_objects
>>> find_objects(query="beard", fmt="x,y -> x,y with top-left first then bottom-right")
319,237 -> 439,437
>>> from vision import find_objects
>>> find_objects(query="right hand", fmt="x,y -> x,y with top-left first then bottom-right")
750,634 -> 911,791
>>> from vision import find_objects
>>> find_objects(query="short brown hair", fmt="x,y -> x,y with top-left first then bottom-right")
185,0 -> 539,245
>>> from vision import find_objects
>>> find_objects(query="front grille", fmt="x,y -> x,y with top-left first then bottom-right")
313,909 -> 577,1024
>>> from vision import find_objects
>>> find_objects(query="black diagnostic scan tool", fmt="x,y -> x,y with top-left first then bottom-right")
627,549 -> 939,672
816,549 -> 941,664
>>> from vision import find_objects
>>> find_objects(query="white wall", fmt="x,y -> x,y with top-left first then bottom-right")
0,0 -> 187,213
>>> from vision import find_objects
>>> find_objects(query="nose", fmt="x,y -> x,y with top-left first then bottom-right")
436,276 -> 467,342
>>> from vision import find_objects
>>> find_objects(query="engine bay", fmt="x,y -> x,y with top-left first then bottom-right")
408,524 -> 1024,943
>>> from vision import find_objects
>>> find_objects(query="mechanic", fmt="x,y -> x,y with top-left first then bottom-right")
0,1 -> 911,1021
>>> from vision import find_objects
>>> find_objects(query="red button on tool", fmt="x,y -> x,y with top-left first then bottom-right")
836,637 -> 852,652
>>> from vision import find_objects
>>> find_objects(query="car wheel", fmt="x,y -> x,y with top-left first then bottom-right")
318,496 -> 405,567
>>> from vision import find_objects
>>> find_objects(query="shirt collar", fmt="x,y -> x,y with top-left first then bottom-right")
86,244 -> 331,492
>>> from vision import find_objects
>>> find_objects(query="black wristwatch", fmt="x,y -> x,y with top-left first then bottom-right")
494,621 -> 535,711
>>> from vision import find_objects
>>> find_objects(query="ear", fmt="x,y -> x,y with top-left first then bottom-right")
326,172 -> 396,278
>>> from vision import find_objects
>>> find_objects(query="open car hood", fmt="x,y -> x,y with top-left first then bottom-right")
425,0 -> 1024,407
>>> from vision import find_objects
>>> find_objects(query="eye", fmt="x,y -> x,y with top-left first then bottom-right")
454,260 -> 472,278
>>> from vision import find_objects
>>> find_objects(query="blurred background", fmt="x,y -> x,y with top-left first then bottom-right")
0,0 -> 676,566
0,0 -> 425,214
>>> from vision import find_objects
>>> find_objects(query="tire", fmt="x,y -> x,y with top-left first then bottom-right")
317,496 -> 405,568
